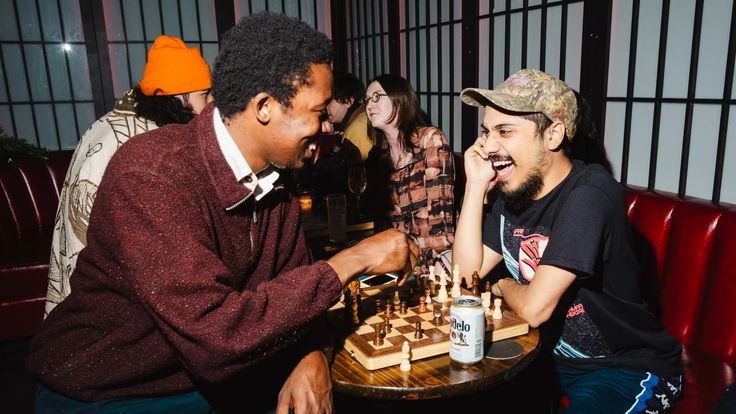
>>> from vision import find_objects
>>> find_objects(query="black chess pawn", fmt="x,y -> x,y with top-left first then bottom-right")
413,322 -> 423,339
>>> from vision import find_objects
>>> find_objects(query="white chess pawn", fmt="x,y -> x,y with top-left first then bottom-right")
400,341 -> 411,371
481,291 -> 492,316
451,265 -> 461,298
493,298 -> 503,320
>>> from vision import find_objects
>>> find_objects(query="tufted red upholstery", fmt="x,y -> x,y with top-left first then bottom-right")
624,185 -> 736,413
0,151 -> 73,341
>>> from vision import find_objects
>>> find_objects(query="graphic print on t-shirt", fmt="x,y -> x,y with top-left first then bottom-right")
499,215 -> 611,359
519,233 -> 548,281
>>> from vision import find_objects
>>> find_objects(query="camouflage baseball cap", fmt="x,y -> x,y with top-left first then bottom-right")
460,68 -> 578,139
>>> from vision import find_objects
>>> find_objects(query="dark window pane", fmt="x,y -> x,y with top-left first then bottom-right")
25,45 -> 51,101
199,0 -> 218,42
142,0 -> 163,41
39,0 -> 63,42
13,104 -> 36,144
68,44 -> 92,100
0,105 -> 14,136
181,0 -> 200,41
0,0 -> 19,41
75,102 -> 95,139
45,44 -> 71,101
35,104 -> 59,150
16,0 -> 41,41
56,103 -> 79,149
2,44 -> 29,101
122,0 -> 144,41
127,43 -> 147,89
60,0 -> 84,41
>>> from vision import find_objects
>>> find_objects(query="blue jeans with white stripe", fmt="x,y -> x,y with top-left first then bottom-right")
557,366 -> 683,414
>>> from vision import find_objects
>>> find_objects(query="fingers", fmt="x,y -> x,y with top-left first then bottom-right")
275,392 -> 291,414
397,236 -> 420,286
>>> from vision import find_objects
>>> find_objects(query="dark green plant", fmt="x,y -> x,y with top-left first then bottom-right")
0,126 -> 48,161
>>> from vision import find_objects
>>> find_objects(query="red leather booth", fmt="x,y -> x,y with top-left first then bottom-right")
624,185 -> 736,413
0,151 -> 73,341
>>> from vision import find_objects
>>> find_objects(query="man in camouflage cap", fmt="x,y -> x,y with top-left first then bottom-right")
453,69 -> 684,412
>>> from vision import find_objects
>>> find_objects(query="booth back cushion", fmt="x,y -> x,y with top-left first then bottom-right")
0,151 -> 73,341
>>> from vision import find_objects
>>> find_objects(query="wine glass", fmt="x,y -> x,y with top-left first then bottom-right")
348,164 -> 367,218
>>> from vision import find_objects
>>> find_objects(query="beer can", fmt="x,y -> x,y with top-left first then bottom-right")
449,295 -> 485,366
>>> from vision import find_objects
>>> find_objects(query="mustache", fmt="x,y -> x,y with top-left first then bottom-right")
488,154 -> 513,163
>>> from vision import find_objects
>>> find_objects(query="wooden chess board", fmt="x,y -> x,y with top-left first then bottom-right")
330,286 -> 529,370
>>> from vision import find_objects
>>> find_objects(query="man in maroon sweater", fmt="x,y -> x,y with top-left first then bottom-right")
27,12 -> 417,414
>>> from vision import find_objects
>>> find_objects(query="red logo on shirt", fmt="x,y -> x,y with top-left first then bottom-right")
518,234 -> 548,281
566,303 -> 585,318
513,228 -> 525,237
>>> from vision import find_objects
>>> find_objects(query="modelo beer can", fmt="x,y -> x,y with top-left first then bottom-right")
449,295 -> 485,366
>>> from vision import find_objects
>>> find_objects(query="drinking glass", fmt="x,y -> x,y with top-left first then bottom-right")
348,164 -> 367,217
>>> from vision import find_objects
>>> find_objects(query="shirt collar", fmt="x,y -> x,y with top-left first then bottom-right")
213,107 -> 279,201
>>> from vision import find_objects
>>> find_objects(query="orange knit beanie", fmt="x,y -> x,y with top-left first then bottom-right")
138,35 -> 211,96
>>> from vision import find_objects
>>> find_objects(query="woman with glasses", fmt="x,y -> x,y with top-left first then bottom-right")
363,74 -> 455,279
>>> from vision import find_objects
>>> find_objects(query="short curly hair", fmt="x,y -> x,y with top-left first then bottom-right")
212,12 -> 333,118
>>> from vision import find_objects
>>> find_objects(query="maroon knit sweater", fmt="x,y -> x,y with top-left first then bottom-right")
27,104 -> 343,401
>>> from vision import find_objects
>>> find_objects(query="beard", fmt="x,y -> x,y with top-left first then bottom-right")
497,168 -> 544,213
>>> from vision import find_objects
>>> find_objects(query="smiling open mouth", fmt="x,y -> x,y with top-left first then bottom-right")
492,159 -> 513,171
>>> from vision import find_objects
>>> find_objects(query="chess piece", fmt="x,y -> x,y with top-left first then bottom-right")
413,322 -> 423,339
437,268 -> 449,303
383,314 -> 392,333
385,302 -> 393,317
471,271 -> 480,296
393,289 -> 401,307
432,302 -> 443,325
493,298 -> 503,320
451,265 -> 462,298
375,297 -> 383,315
400,341 -> 411,371
351,294 -> 360,326
481,291 -> 492,317
418,295 -> 427,312
373,323 -> 384,346
484,281 -> 492,293
400,300 -> 407,315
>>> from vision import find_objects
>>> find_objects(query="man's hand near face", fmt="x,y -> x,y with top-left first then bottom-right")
452,134 -> 504,285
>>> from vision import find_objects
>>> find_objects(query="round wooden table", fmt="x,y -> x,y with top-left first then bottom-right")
331,328 -> 540,400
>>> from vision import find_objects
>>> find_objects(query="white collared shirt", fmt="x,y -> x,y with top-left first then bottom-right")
213,107 -> 279,201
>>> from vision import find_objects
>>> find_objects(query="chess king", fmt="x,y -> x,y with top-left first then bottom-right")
453,69 -> 683,412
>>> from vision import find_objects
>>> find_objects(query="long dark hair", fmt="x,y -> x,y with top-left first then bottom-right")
131,87 -> 195,127
366,74 -> 430,153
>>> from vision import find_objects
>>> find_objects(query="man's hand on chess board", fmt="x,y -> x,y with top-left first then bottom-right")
327,229 -> 420,286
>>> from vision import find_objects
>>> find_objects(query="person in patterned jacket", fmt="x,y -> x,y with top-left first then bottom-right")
453,68 -> 682,413
44,35 -> 212,316
364,74 -> 455,278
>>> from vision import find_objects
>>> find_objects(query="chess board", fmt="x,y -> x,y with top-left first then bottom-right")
330,285 -> 529,370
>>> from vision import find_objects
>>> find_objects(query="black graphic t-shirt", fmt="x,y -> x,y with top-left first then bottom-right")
483,160 -> 682,377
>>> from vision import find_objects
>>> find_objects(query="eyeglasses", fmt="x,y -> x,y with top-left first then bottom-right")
364,92 -> 388,103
